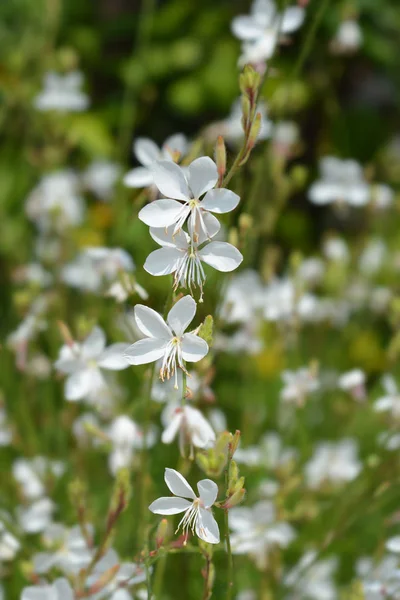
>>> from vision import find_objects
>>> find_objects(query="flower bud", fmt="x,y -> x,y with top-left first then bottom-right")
247,112 -> 262,150
230,430 -> 241,457
215,136 -> 226,182
223,487 -> 246,509
156,518 -> 170,548
239,65 -> 261,100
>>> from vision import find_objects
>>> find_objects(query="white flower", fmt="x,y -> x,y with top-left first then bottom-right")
305,439 -> 361,489
33,523 -> 93,575
220,269 -> 265,324
386,536 -> 400,554
22,578 -> 74,600
338,369 -> 366,401
34,71 -> 89,112
123,296 -> 209,385
331,20 -> 363,54
0,407 -> 12,447
107,416 -> 156,475
144,224 -> 242,299
308,157 -> 370,207
219,99 -> 272,146
88,547 -> 146,599
263,278 -> 318,322
139,157 -> 240,239
0,521 -> 20,561
161,404 -> 216,455
280,367 -> 319,406
357,555 -> 400,599
371,183 -> 394,209
323,237 -> 349,262
230,500 -> 296,569
83,160 -> 121,201
13,263 -> 53,288
374,375 -> 400,418
13,457 -> 64,500
232,0 -> 305,66
18,497 -> 55,533
284,551 -> 338,600
149,468 -> 220,544
25,170 -> 84,233
55,326 -> 130,402
358,239 -> 387,276
124,134 -> 188,188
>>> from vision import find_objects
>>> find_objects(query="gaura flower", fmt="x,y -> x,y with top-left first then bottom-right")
22,578 -> 74,600
144,224 -> 243,300
149,468 -> 220,544
139,157 -> 240,239
124,134 -> 188,188
123,296 -> 208,386
161,403 -> 216,457
34,71 -> 89,112
308,157 -> 370,207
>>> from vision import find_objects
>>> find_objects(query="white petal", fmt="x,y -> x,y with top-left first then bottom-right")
308,182 -> 340,205
81,326 -> 106,358
167,295 -> 196,336
231,15 -> 265,40
144,248 -> 182,276
21,587 -> 51,600
123,167 -> 153,188
187,157 -> 218,198
65,369 -> 94,401
97,343 -> 130,370
199,242 -> 243,272
133,138 -> 160,166
152,161 -> 190,201
162,133 -> 188,158
196,508 -> 220,544
134,304 -> 172,339
139,199 -> 185,228
150,225 -> 189,249
193,212 -> 221,245
164,468 -> 196,499
161,414 -> 182,444
197,479 -> 219,508
124,338 -> 167,365
387,536 -> 400,553
281,6 -> 305,33
33,552 -> 58,574
149,496 -> 192,515
181,334 -> 209,363
53,578 -> 74,600
200,188 -> 240,214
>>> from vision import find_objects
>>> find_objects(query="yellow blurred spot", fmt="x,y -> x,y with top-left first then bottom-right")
254,343 -> 285,378
88,204 -> 113,230
348,330 -> 385,371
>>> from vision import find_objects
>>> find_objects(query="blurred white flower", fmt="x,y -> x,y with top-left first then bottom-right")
358,239 -> 387,276
331,20 -> 363,54
263,277 -> 319,322
0,407 -> 12,447
218,99 -> 272,146
107,415 -> 156,475
284,550 -> 338,600
33,523 -> 93,575
272,121 -> 299,156
220,270 -> 264,324
149,468 -> 220,544
161,404 -> 216,456
18,497 -> 55,534
55,326 -> 130,402
25,170 -> 84,233
308,157 -> 370,207
88,547 -> 146,599
124,134 -> 188,188
34,71 -> 89,112
280,367 -> 319,406
357,555 -> 400,599
338,368 -> 366,401
0,521 -> 20,561
305,439 -> 361,488
323,237 -> 349,262
12,263 -> 53,288
371,183 -> 394,209
139,158 -> 239,238
124,296 -> 208,385
230,500 -> 296,569
13,456 -> 64,500
374,375 -> 400,418
83,160 -> 121,201
22,578 -> 74,600
232,0 -> 305,67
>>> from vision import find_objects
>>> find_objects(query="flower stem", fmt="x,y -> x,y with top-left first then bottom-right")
224,455 -> 234,600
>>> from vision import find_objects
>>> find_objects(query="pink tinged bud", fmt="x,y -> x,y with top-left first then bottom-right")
215,136 -> 226,181
156,518 -> 170,548
247,113 -> 262,150
222,487 -> 246,509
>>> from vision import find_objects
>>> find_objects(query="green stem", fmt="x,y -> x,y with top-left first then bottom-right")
224,456 -> 234,600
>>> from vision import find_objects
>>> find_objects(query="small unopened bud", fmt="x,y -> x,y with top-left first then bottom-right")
215,431 -> 232,455
241,96 -> 251,132
57,321 -> 74,347
223,487 -> 246,509
215,136 -> 226,182
228,460 -> 239,486
87,564 -> 120,595
107,468 -> 131,531
247,113 -> 262,150
156,518 -> 170,548
229,476 -> 245,498
239,65 -> 261,100
230,430 -> 241,457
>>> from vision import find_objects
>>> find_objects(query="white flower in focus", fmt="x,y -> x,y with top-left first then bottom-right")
161,404 -> 216,456
374,375 -> 400,419
308,157 -> 370,207
22,578 -> 74,600
124,134 -> 188,188
34,71 -> 89,112
144,225 -> 242,299
83,160 -> 121,201
232,0 -> 305,66
25,171 -> 85,233
230,501 -> 296,569
280,367 -> 319,406
305,439 -> 361,489
331,20 -> 363,54
55,326 -> 130,402
33,523 -> 93,575
124,296 -> 209,385
139,157 -> 240,239
149,468 -> 220,544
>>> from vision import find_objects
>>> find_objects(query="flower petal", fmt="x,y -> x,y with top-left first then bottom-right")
123,167 -> 153,188
164,468 -> 196,499
200,188 -> 240,214
150,226 -> 189,249
181,334 -> 209,363
144,248 -> 182,277
187,157 -> 218,198
281,6 -> 304,34
65,369 -> 95,401
124,338 -> 167,365
192,212 -> 221,245
81,326 -> 106,359
199,242 -> 243,272
139,199 -> 185,228
53,578 -> 74,600
161,413 -> 182,444
231,15 -> 265,40
196,508 -> 220,544
167,295 -> 197,336
134,305 -> 172,339
149,496 -> 192,515
133,138 -> 160,166
152,161 -> 190,201
162,133 -> 188,159
97,343 -> 130,370
197,479 -> 219,508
